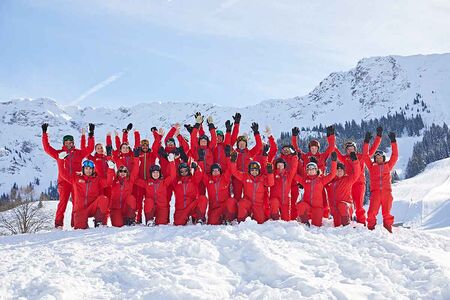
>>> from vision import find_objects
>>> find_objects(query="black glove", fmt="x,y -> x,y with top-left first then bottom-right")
326,125 -> 334,137
230,151 -> 238,162
178,147 -> 189,162
224,145 -> 231,157
198,149 -> 205,161
251,122 -> 259,135
158,146 -> 168,159
133,147 -> 141,157
309,156 -> 318,164
106,145 -> 113,157
331,151 -> 337,161
349,152 -> 358,161
41,123 -> 48,133
233,113 -> 241,124
207,121 -> 215,131
225,120 -> 232,133
388,132 -> 396,142
292,127 -> 299,136
364,132 -> 372,143
262,144 -> 270,156
184,124 -> 193,134
266,163 -> 273,174
191,162 -> 198,170
127,123 -> 133,131
376,126 -> 383,137
151,127 -> 157,132
88,123 -> 95,137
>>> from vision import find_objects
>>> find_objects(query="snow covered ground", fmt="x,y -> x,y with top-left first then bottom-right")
0,220 -> 449,299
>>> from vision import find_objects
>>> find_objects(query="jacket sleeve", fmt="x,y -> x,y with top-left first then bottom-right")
164,161 -> 177,186
322,161 -> 337,185
291,135 -> 301,154
199,123 -> 205,136
209,127 -> 217,150
335,146 -> 346,162
115,135 -> 121,150
80,134 -> 86,151
249,133 -> 262,156
230,162 -> 245,182
231,123 -> 240,146
193,165 -> 203,184
177,135 -> 190,153
80,136 -> 94,158
322,134 -> 336,160
164,127 -> 176,145
268,136 -> 278,162
106,134 -> 112,147
122,131 -> 129,145
387,142 -> 399,170
190,126 -> 199,153
42,133 -> 59,160
224,131 -> 231,146
362,142 -> 373,169
152,131 -> 162,154
294,174 -> 306,186
369,135 -> 382,157
134,131 -> 141,149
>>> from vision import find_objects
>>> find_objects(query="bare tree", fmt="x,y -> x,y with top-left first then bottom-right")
0,200 -> 52,235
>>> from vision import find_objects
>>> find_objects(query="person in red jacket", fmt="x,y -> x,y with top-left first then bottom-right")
295,152 -> 337,227
200,145 -> 237,225
292,126 -> 336,219
363,132 -> 398,233
232,121 -> 263,201
279,140 -> 302,220
213,120 -> 233,173
108,148 -> 141,227
135,154 -> 176,226
172,162 -> 208,225
325,152 -> 361,227
60,159 -> 114,229
41,123 -> 95,228
230,152 -> 274,224
269,155 -> 299,221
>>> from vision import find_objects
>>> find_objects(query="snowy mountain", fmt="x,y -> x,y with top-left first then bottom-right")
1,53 -> 450,193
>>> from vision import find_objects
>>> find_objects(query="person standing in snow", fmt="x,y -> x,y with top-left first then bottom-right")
41,123 -> 95,228
295,152 -> 337,227
325,152 -> 361,227
363,132 -> 398,233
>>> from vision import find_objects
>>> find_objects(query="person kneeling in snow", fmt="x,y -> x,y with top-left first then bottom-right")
230,152 -> 274,224
294,152 -> 337,227
363,132 -> 399,233
60,159 -> 114,229
325,152 -> 360,227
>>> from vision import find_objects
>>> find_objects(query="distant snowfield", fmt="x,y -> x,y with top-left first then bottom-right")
0,220 -> 449,299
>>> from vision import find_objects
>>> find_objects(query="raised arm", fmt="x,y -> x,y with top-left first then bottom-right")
267,135 -> 278,162
249,122 -> 262,156
322,155 -> 337,185
134,130 -> 141,149
321,126 -> 336,160
206,116 -> 217,149
41,125 -> 59,160
80,123 -> 95,158
387,133 -> 399,170
347,153 -> 361,184
230,113 -> 241,146
151,128 -> 162,153
369,126 -> 383,157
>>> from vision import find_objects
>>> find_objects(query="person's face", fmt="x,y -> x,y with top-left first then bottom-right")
337,168 -> 345,178
282,147 -> 290,155
306,168 -> 317,176
166,141 -> 175,148
238,141 -> 246,150
276,162 -> 285,171
211,168 -> 221,177
95,144 -> 104,155
199,139 -> 208,147
118,168 -> 128,178
64,140 -> 74,149
141,144 -> 149,152
179,168 -> 189,177
121,145 -> 130,153
345,146 -> 355,154
310,146 -> 319,155
151,170 -> 160,180
250,169 -> 259,177
83,166 -> 93,176
217,135 -> 224,143
375,155 -> 384,164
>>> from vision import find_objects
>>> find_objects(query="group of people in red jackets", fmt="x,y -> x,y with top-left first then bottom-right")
41,111 -> 398,232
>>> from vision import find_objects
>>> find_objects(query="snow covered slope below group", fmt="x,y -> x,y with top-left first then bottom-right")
0,221 -> 449,299
1,53 -> 450,193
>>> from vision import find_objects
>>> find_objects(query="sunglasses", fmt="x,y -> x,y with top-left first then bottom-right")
118,169 -> 128,173
179,168 -> 189,173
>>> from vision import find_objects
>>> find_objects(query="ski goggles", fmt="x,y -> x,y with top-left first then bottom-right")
63,135 -> 74,142
306,162 -> 318,170
82,160 -> 95,168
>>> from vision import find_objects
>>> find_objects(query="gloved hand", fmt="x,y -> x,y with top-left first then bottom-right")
178,147 -> 189,162
349,152 -> 358,161
230,151 -> 238,162
266,163 -> 273,174
292,127 -> 299,136
224,145 -> 231,157
364,132 -> 373,143
251,122 -> 259,135
195,112 -> 203,124
309,156 -> 318,164
233,113 -> 241,124
88,123 -> 95,137
326,125 -> 335,137
198,149 -> 206,161
376,126 -> 383,137
151,127 -> 157,132
191,162 -> 198,170
184,124 -> 193,134
168,153 -> 175,162
127,123 -> 133,131
225,120 -> 232,132
106,145 -> 113,157
262,144 -> 270,156
158,146 -> 168,159
206,116 -> 215,130
58,151 -> 68,159
331,151 -> 337,161
41,123 -> 49,133
107,160 -> 116,169
133,147 -> 141,157
388,132 -> 396,142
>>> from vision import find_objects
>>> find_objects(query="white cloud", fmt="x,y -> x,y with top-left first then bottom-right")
70,72 -> 123,106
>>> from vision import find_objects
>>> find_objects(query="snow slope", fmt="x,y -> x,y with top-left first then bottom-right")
391,157 -> 450,230
0,222 -> 449,299
1,53 -> 450,193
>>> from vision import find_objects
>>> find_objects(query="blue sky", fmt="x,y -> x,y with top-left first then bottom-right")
1,0 -> 450,108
